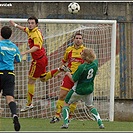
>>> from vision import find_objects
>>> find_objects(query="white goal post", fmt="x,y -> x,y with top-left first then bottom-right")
0,18 -> 116,122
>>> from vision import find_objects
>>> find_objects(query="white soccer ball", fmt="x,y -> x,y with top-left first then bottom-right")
68,2 -> 80,14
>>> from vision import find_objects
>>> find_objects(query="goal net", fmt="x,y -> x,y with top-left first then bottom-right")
0,19 -> 116,121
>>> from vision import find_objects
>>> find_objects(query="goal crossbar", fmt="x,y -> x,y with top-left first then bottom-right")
0,18 -> 116,24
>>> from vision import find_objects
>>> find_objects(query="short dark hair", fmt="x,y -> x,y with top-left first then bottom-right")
1,26 -> 12,39
74,32 -> 83,38
28,16 -> 38,24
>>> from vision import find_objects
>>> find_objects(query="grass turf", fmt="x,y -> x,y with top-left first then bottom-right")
0,118 -> 133,132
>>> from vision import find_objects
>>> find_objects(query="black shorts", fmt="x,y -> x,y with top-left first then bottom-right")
0,70 -> 15,97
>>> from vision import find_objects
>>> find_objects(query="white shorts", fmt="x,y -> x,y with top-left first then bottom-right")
68,82 -> 93,106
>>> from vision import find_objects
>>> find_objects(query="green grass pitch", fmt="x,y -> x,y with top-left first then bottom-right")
0,118 -> 133,132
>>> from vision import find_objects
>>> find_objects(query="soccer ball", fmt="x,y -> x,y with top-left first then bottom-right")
68,2 -> 80,14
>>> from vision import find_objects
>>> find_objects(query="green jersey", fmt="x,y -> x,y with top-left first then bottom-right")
72,59 -> 98,95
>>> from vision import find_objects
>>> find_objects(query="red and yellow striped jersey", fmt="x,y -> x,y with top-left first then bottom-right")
24,27 -> 46,60
62,44 -> 86,74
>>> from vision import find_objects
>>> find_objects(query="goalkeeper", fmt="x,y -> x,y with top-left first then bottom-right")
50,32 -> 86,123
61,48 -> 105,129
0,26 -> 21,131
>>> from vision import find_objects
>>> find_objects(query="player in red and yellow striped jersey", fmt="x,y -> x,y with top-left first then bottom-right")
10,17 -> 73,113
10,16 -> 60,112
50,32 -> 86,123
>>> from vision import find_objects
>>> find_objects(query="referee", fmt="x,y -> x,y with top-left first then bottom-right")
0,26 -> 22,131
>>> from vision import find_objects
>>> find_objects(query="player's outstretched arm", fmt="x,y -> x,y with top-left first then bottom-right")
9,20 -> 25,31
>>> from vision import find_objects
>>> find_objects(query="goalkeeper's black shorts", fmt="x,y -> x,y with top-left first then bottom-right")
0,70 -> 15,97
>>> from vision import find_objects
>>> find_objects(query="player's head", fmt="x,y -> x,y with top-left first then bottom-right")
81,48 -> 96,63
1,26 -> 12,39
27,16 -> 38,30
73,32 -> 83,46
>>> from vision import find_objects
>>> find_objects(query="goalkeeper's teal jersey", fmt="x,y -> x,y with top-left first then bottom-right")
72,59 -> 98,95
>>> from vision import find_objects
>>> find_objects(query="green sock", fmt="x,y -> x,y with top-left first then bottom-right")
62,106 -> 69,125
90,108 -> 103,126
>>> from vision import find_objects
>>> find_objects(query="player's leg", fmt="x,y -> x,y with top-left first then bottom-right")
20,77 -> 36,112
40,69 -> 60,82
69,102 -> 77,120
3,71 -> 20,131
85,93 -> 105,129
6,96 -> 21,131
50,75 -> 74,123
90,107 -> 104,129
21,60 -> 42,112
50,89 -> 67,123
40,65 -> 71,82
27,78 -> 36,106
69,82 -> 78,119
61,105 -> 69,129
61,90 -> 79,129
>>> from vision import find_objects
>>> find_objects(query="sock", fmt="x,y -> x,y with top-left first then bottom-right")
69,103 -> 77,119
90,108 -> 103,126
26,84 -> 35,106
51,69 -> 60,77
62,106 -> 69,125
55,99 -> 64,118
40,69 -> 59,82
9,101 -> 17,116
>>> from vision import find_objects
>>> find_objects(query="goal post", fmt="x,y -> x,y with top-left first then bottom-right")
0,18 -> 116,121
109,20 -> 116,121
